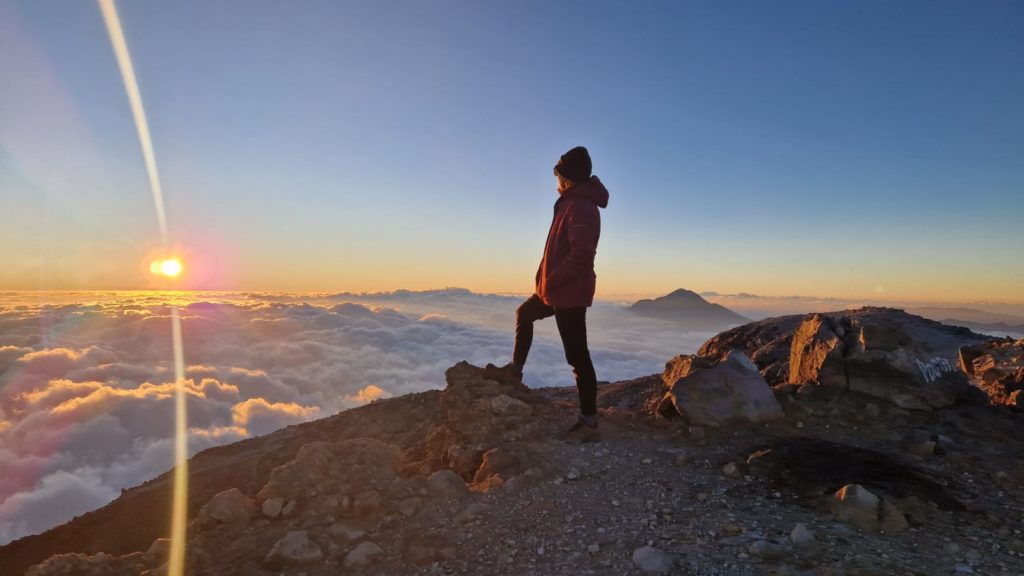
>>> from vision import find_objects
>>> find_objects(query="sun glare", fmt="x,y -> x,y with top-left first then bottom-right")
151,258 -> 183,278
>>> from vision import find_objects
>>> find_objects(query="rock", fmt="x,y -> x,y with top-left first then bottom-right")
632,545 -> 673,573
790,523 -> 815,545
398,497 -> 422,517
473,446 -> 521,483
351,489 -> 382,516
343,541 -> 383,568
261,497 -> 284,518
265,531 -> 323,565
489,394 -> 532,417
587,543 -> 601,554
831,484 -> 880,531
428,469 -> 469,496
566,468 -> 581,481
788,309 -> 987,409
199,488 -> 251,525
327,522 -> 365,541
663,351 -> 784,426
880,499 -> 909,532
722,462 -> 741,478
147,538 -> 171,556
906,440 -> 937,457
280,500 -> 297,517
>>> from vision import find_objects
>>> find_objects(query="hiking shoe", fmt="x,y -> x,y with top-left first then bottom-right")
482,362 -> 523,387
564,419 -> 601,443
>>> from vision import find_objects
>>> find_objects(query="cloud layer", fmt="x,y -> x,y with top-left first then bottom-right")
0,289 -> 710,544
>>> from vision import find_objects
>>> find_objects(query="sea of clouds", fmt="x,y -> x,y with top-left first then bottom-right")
0,288 -> 716,544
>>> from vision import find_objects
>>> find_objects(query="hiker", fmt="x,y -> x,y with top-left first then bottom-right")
485,146 -> 610,442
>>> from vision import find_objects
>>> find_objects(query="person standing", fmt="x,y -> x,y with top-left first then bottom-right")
485,146 -> 609,442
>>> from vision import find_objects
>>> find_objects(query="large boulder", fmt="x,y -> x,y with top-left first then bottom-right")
662,350 -> 783,426
198,488 -> 252,525
787,308 -> 988,409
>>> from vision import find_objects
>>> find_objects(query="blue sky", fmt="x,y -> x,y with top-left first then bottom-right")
1,0 -> 1022,301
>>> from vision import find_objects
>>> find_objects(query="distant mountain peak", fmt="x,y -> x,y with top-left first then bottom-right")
628,288 -> 749,329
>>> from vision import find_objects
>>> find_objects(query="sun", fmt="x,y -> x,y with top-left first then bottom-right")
150,257 -> 183,278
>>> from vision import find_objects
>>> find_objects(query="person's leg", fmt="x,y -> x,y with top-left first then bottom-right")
554,306 -> 598,420
512,294 -> 555,369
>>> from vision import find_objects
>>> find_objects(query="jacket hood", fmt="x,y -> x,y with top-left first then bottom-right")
562,175 -> 609,208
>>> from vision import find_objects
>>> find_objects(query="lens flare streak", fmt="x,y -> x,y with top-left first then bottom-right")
97,1 -> 187,574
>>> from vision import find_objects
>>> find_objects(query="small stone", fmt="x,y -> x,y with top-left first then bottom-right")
398,497 -> 422,517
641,458 -> 653,465
343,542 -> 383,568
790,523 -> 814,545
880,499 -> 909,532
906,440 -> 937,457
265,531 -> 323,565
587,543 -> 600,554
281,500 -> 297,518
794,421 -> 804,429
327,522 -> 365,541
147,538 -> 171,556
632,545 -> 672,573
722,462 -> 741,478
831,484 -> 880,531
261,497 -> 284,519
566,469 -> 581,481
428,469 -> 469,497
536,546 -> 545,556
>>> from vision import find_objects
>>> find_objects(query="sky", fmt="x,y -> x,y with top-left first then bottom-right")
1,0 -> 1022,302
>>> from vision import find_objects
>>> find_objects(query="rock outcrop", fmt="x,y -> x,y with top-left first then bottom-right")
958,337 -> 1024,406
701,307 -> 992,409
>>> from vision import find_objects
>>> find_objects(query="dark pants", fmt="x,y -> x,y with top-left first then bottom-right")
513,294 -> 597,416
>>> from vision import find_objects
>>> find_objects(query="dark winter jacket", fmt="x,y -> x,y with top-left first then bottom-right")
535,175 -> 609,308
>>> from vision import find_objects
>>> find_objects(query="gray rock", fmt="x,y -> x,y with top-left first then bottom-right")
265,531 -> 323,565
663,351 -> 784,427
789,309 -> 987,409
261,497 -> 284,518
790,523 -> 814,545
880,499 -> 909,532
831,484 -> 879,531
199,488 -> 251,525
428,469 -> 469,497
344,542 -> 383,568
632,545 -> 672,573
327,522 -> 365,541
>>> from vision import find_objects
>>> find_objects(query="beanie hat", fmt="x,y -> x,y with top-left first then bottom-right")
554,146 -> 592,182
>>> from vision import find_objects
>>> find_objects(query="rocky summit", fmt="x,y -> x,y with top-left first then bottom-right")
4,307 -> 1024,576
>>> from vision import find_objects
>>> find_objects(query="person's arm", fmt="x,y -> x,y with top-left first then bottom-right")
545,203 -> 599,289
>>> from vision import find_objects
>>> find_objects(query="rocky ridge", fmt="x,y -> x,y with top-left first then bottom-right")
5,307 -> 1024,576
